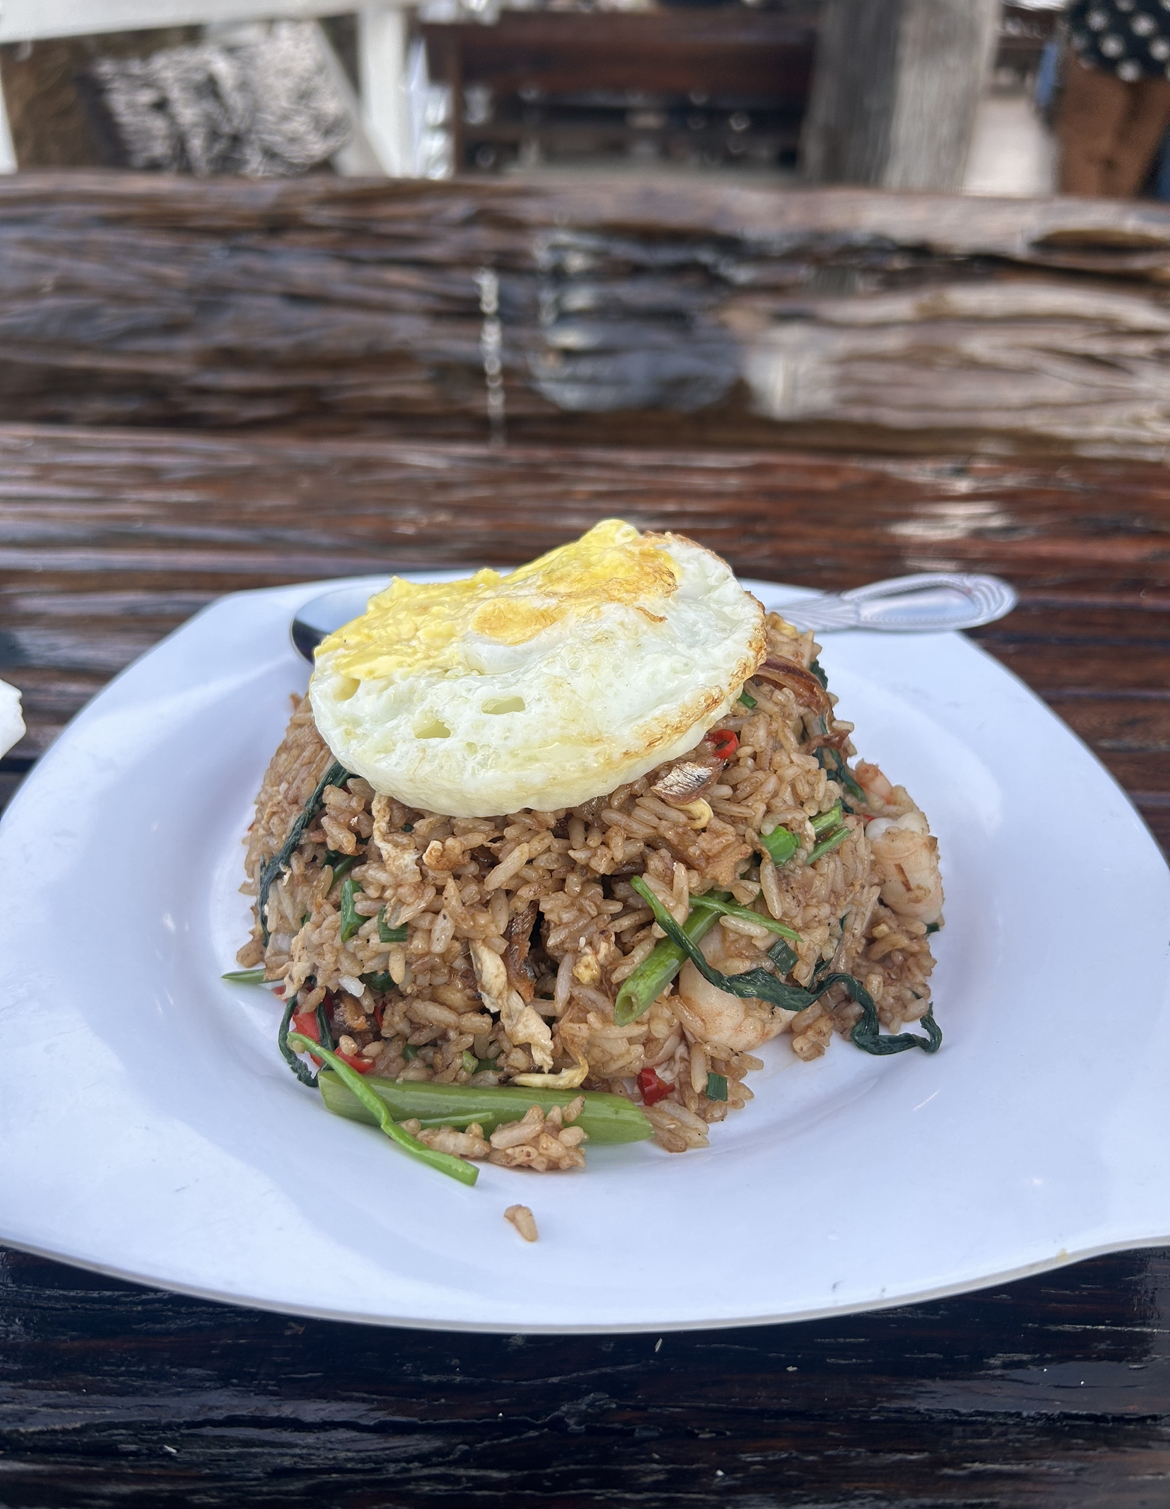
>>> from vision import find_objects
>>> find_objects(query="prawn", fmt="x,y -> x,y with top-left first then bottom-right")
674,924 -> 798,1053
854,759 -> 916,819
866,810 -> 944,925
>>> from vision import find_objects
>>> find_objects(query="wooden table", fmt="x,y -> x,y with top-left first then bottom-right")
1,424 -> 1168,1505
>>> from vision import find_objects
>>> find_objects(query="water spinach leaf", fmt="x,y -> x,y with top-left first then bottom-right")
258,760 -> 348,943
632,878 -> 940,1056
278,997 -> 318,1087
288,1033 -> 478,1186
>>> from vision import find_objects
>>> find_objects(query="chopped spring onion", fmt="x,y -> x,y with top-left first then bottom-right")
806,825 -> 850,865
378,906 -> 408,944
738,689 -> 757,709
633,880 -> 941,1055
926,920 -> 942,935
758,825 -> 799,866
326,852 -> 358,888
613,903 -> 720,1026
221,968 -> 266,984
258,759 -> 348,944
289,1033 -> 477,1186
339,878 -> 364,942
760,806 -> 847,868
706,1072 -> 728,1102
809,658 -> 828,689
361,970 -> 396,994
690,890 -> 800,942
317,1072 -> 653,1143
403,1044 -> 419,1061
461,1048 -> 478,1074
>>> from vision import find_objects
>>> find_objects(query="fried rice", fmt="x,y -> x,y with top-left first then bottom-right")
236,612 -> 943,1164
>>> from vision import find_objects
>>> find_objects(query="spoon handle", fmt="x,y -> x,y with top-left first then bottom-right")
780,573 -> 1017,634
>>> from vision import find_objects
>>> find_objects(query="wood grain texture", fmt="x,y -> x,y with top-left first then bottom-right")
0,424 -> 1166,841
1,421 -> 1168,1506
7,174 -> 1170,453
802,0 -> 997,192
0,1242 -> 1168,1507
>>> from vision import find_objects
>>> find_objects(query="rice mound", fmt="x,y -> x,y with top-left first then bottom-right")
237,613 -> 942,1161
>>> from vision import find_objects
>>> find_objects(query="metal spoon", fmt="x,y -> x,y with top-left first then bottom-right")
775,572 -> 1017,635
291,570 -> 1017,662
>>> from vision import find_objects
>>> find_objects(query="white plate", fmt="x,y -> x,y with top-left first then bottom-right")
1,574 -> 1168,1334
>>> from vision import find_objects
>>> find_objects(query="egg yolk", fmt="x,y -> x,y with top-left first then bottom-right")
317,518 -> 684,682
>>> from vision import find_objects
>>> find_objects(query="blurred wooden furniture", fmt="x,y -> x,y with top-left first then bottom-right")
0,173 -> 1168,1505
420,8 -> 816,172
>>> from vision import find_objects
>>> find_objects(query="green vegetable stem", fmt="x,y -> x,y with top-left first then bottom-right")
317,1073 -> 654,1143
810,803 -> 842,836
326,852 -> 358,888
689,890 -> 801,942
613,905 -> 720,1025
615,882 -> 803,1026
632,878 -> 941,1057
288,1033 -> 478,1186
339,877 -> 364,942
806,825 -> 850,865
758,825 -> 799,866
377,906 -> 409,944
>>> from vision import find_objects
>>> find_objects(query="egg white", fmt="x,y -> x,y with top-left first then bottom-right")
309,522 -> 765,817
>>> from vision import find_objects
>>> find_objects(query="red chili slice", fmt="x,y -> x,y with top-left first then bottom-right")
708,728 -> 739,761
291,1007 -> 376,1073
637,1066 -> 674,1106
336,1051 -> 376,1073
291,1008 -> 323,1066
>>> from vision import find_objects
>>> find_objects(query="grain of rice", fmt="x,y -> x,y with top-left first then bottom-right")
504,1205 -> 539,1242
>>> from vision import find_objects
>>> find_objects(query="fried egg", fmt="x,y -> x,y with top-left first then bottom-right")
309,519 -> 765,817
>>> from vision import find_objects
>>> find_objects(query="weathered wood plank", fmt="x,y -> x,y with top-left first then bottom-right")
802,0 -> 998,192
0,1243 -> 1169,1508
6,176 -> 1170,452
